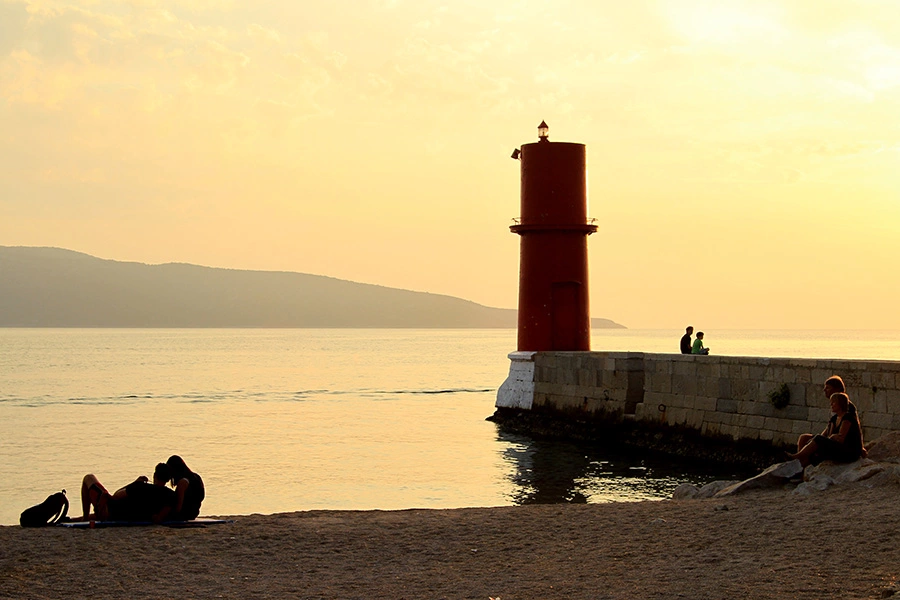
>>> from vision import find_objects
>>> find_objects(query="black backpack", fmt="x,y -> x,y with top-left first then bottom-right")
20,490 -> 69,527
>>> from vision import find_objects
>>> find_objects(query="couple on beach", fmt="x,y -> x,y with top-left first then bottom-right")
788,375 -> 867,467
78,455 -> 204,523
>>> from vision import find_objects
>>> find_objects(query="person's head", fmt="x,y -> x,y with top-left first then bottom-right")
824,375 -> 845,398
686,326 -> 693,335
153,462 -> 171,486
830,392 -> 850,414
696,331 -> 704,339
166,455 -> 191,484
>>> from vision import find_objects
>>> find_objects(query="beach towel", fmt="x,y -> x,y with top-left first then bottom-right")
58,518 -> 232,529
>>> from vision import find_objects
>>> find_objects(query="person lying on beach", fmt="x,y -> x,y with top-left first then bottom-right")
79,463 -> 176,523
796,375 -> 867,458
788,392 -> 864,467
165,455 -> 205,521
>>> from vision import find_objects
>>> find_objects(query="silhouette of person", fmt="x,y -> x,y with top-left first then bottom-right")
691,331 -> 710,355
795,375 -> 867,460
680,326 -> 693,354
788,392 -> 863,467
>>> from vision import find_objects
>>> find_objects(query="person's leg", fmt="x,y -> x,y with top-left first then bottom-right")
788,439 -> 819,467
80,474 -> 98,519
79,474 -> 111,520
797,433 -> 813,453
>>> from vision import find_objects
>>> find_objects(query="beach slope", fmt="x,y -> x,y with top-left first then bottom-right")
1,485 -> 896,599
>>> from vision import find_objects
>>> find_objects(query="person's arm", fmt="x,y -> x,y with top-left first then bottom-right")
829,419 -> 852,443
173,478 -> 189,515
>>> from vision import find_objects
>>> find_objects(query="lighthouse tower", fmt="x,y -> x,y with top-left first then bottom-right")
512,121 -> 597,351
496,122 -> 597,409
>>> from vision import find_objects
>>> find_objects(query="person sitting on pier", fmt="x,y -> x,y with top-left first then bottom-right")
691,331 -> 710,355
788,392 -> 864,467
680,326 -> 693,354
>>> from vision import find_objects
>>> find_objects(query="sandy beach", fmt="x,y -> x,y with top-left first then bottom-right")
2,483 -> 898,600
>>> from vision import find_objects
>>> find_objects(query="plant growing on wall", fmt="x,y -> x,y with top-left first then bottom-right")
769,383 -> 790,409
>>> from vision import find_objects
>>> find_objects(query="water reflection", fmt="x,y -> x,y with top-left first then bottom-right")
498,430 -> 756,505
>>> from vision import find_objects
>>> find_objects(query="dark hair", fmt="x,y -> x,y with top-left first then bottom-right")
825,375 -> 845,393
166,455 -> 192,484
153,462 -> 171,483
696,331 -> 704,338
686,326 -> 693,332
830,392 -> 850,411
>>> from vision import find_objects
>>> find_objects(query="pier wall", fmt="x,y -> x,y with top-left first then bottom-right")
499,352 -> 900,448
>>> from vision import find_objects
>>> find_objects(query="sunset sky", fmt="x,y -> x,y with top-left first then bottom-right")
2,0 -> 899,329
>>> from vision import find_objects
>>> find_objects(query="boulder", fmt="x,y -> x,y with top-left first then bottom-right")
864,431 -> 900,462
802,458 -> 886,484
793,475 -> 835,496
672,483 -> 699,500
696,480 -> 741,499
836,462 -> 885,484
714,460 -> 803,497
803,459 -> 865,482
863,464 -> 900,487
793,459 -> 888,495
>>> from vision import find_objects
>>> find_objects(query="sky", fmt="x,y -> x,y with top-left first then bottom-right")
2,0 -> 900,329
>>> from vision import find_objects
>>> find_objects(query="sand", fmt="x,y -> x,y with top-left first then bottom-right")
2,484 -> 898,600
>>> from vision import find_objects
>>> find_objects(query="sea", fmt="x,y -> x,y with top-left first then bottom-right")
2,328 -> 899,526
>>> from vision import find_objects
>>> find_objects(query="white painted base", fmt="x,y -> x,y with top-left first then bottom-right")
496,351 -> 537,410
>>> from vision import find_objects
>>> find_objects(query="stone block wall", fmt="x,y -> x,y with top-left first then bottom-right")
527,352 -> 900,448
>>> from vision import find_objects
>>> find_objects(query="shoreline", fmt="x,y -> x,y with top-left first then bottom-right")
2,484 -> 898,599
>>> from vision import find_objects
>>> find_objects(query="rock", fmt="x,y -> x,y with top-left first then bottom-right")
860,464 -> 900,488
697,480 -> 741,499
865,431 -> 900,462
802,458 -> 882,485
714,460 -> 803,497
672,483 -> 699,500
836,462 -> 885,484
793,475 -> 835,496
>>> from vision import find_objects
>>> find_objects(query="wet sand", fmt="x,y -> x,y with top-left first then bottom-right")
2,484 -> 898,599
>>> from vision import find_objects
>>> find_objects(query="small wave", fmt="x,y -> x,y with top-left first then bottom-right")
69,397 -> 141,406
2,387 -> 495,407
295,387 -> 493,397
390,388 -> 495,395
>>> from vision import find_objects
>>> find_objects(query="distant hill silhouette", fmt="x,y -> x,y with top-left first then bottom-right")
0,246 -> 625,329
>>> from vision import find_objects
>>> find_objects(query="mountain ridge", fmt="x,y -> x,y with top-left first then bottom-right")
0,246 -> 625,329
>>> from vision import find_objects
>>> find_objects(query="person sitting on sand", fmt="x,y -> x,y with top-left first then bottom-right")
166,455 -> 205,521
796,375 -> 867,458
788,392 -> 864,467
691,331 -> 710,355
79,462 -> 177,523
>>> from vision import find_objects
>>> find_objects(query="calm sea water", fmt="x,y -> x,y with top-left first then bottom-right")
1,328 -> 897,526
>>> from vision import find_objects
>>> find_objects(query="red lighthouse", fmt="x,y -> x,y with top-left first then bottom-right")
511,122 -> 597,351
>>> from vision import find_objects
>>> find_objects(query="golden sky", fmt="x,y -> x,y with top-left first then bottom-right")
2,0 -> 899,329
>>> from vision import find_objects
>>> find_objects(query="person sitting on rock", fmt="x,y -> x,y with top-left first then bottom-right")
796,375 -> 867,458
788,392 -> 864,467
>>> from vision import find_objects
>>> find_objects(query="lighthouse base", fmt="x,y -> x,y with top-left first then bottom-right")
496,351 -> 536,410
